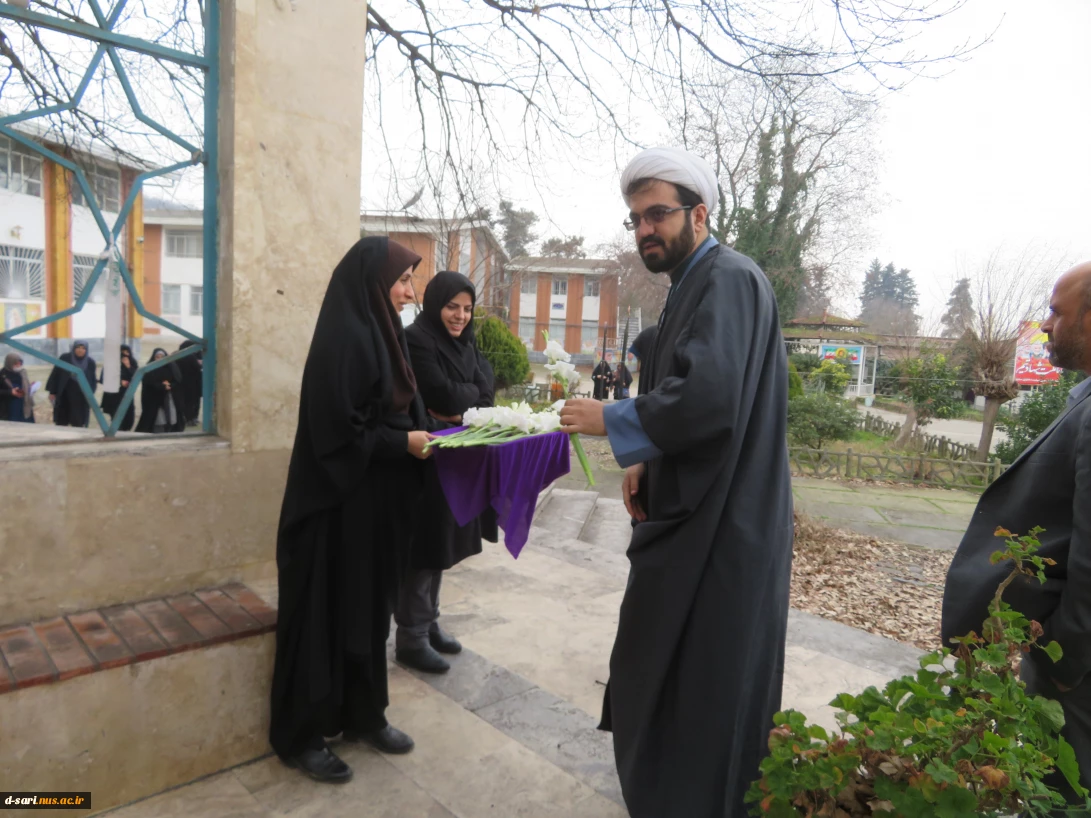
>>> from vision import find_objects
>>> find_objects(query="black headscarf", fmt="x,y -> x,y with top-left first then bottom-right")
416,270 -> 478,381
148,348 -> 182,383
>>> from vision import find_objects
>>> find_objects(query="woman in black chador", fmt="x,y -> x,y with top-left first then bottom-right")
591,358 -> 613,401
100,344 -> 138,432
397,271 -> 498,674
270,237 -> 434,783
135,348 -> 185,433
46,340 -> 96,426
612,362 -> 633,400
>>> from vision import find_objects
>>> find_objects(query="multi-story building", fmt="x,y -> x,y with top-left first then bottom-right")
0,124 -> 146,359
360,213 -> 508,323
142,207 -> 205,340
507,257 -> 619,363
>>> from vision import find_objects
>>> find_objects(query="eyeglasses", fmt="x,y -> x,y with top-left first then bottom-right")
623,205 -> 692,232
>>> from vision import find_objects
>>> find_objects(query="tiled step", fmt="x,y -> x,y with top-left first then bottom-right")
579,498 -> 633,553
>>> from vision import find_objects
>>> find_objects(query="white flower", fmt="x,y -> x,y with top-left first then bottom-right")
551,399 -> 566,412
463,407 -> 487,427
532,411 -> 562,433
545,359 -> 578,387
544,338 -> 571,364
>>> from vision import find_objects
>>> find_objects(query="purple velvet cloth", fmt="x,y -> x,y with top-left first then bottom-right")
433,429 -> 571,558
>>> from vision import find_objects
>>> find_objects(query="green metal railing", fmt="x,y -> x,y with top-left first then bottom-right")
0,0 -> 218,437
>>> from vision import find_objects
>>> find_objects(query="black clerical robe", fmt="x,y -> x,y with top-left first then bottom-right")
601,242 -> 794,818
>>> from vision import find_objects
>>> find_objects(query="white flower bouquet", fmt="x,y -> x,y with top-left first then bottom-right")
425,333 -> 595,485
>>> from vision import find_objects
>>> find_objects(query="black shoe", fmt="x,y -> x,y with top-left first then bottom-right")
429,626 -> 462,655
285,747 -> 353,783
395,645 -> 451,674
344,725 -> 415,755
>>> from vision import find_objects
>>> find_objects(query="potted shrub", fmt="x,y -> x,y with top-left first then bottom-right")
748,527 -> 1089,817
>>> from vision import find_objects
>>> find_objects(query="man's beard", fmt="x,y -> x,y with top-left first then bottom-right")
1049,318 -> 1088,371
638,215 -> 695,274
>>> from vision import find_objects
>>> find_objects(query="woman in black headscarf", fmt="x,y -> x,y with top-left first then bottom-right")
591,358 -> 613,401
613,362 -> 633,400
45,340 -> 96,427
135,348 -> 186,433
270,237 -> 434,784
1,352 -> 34,423
100,344 -> 138,432
396,272 -> 498,674
177,339 -> 203,426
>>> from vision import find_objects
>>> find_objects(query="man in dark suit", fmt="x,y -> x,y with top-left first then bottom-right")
943,260 -> 1091,800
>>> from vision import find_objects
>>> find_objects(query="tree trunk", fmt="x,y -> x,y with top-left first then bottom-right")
894,406 -> 918,448
976,397 -> 1002,462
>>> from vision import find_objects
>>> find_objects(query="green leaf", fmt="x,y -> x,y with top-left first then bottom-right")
1035,696 -> 1066,732
1056,736 -> 1089,798
990,549 -> 1008,565
1044,641 -> 1064,663
935,784 -> 978,816
807,724 -> 829,742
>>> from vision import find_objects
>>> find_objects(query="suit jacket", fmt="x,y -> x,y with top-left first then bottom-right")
942,383 -> 1091,686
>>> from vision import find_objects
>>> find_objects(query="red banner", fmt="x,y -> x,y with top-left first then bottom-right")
1014,321 -> 1061,386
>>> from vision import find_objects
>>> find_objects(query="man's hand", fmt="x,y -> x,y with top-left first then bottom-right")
407,430 -> 436,460
623,463 -> 647,521
48,394 -> 56,404
560,398 -> 607,437
12,387 -> 24,398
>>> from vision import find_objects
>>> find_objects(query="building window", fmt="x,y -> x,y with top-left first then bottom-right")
162,284 -> 182,315
552,276 -> 567,296
584,278 -> 600,297
0,136 -> 43,197
71,164 -> 121,213
549,319 -> 566,340
436,237 -> 448,272
0,245 -> 45,299
190,286 -> 204,316
73,254 -> 108,304
166,229 -> 203,258
582,320 -> 600,351
518,317 -> 535,341
520,275 -> 537,295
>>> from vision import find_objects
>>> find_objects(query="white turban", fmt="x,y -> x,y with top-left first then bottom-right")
620,147 -> 718,215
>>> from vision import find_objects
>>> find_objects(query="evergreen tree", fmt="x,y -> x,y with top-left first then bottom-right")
732,116 -> 811,321
540,236 -> 587,258
498,200 -> 538,258
940,278 -> 975,338
858,259 -> 920,335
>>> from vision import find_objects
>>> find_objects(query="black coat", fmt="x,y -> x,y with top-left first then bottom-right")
45,353 -> 96,427
270,237 -> 427,759
612,364 -> 632,400
592,361 -> 613,401
600,243 -> 794,818
178,341 -> 203,423
943,382 -> 1091,800
405,272 -> 499,570
100,351 -> 138,432
135,353 -> 186,433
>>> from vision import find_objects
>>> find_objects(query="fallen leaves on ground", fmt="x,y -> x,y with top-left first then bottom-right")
792,513 -> 952,650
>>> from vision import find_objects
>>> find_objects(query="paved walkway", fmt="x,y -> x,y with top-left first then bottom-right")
102,488 -> 923,818
793,475 -> 977,551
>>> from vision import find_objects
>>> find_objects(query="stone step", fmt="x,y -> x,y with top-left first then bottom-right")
579,497 -> 632,553
533,488 -> 600,541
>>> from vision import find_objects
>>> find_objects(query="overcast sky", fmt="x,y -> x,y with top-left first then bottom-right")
361,0 -> 1091,324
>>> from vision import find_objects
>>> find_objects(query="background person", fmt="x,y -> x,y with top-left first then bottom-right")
592,357 -> 613,401
46,340 -> 96,427
398,271 -> 498,674
943,260 -> 1091,805
270,237 -> 434,783
0,353 -> 34,423
135,349 -> 186,434
100,344 -> 137,432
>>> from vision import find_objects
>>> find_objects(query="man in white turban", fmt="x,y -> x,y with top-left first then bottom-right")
562,147 -> 794,818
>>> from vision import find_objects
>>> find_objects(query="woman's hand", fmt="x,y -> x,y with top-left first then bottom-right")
12,387 -> 24,398
428,409 -> 462,424
407,430 -> 436,460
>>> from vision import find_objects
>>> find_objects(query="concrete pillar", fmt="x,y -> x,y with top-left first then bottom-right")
217,0 -> 369,453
